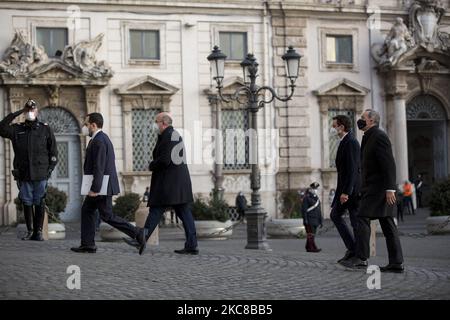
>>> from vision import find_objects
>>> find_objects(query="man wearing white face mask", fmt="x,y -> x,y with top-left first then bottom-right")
329,115 -> 362,266
71,113 -> 147,253
0,99 -> 57,241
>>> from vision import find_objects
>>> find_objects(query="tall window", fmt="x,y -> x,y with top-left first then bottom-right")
130,30 -> 160,60
326,35 -> 353,64
222,109 -> 250,170
36,27 -> 68,57
328,109 -> 355,168
132,109 -> 161,171
219,32 -> 247,61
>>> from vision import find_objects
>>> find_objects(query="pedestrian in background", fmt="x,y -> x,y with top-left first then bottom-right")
301,182 -> 323,253
403,180 -> 415,215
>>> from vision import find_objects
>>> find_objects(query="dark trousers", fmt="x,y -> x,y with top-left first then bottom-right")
81,196 -> 137,247
416,191 -> 422,208
403,196 -> 415,215
356,216 -> 403,264
144,203 -> 198,250
396,202 -> 404,222
330,202 -> 359,254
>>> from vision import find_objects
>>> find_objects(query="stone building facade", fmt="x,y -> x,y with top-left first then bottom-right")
0,0 -> 448,225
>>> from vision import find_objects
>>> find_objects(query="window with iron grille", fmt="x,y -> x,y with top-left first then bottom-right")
328,109 -> 355,168
36,27 -> 68,57
219,32 -> 247,61
132,109 -> 161,171
130,30 -> 160,60
222,109 -> 250,170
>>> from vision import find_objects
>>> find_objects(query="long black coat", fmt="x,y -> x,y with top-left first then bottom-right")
84,131 -> 120,196
332,131 -> 361,209
147,126 -> 193,206
358,126 -> 396,218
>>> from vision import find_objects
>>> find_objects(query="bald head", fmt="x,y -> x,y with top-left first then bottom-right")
156,112 -> 172,125
155,112 -> 173,133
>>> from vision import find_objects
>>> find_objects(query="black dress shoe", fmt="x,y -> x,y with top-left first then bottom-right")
340,257 -> 368,269
174,248 -> 199,255
21,231 -> 34,241
122,237 -> 139,249
380,263 -> 404,273
71,245 -> 97,253
337,250 -> 354,263
30,231 -> 44,241
136,228 -> 148,255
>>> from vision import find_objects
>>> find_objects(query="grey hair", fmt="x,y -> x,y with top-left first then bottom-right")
364,109 -> 380,125
161,113 -> 173,125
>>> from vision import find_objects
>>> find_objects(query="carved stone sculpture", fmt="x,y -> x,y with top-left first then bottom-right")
0,30 -> 112,79
409,0 -> 446,52
0,30 -> 48,76
61,33 -> 113,78
372,18 -> 415,67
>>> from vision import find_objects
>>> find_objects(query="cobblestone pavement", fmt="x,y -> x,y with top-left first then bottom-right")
0,208 -> 449,300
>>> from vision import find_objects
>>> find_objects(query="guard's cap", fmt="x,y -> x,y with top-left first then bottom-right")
24,99 -> 37,110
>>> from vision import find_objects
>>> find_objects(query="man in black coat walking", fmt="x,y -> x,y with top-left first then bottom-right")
329,115 -> 361,264
342,109 -> 404,273
71,113 -> 146,253
125,112 -> 198,255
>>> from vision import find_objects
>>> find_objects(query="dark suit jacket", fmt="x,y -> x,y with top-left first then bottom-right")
332,131 -> 361,208
84,131 -> 120,196
148,126 -> 193,206
358,126 -> 396,218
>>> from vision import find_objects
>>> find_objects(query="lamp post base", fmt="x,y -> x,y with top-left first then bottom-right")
245,206 -> 272,251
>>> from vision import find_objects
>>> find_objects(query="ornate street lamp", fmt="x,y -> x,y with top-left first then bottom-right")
208,45 -> 302,250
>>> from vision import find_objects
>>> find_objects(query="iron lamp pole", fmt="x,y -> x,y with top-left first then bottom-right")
207,45 -> 301,249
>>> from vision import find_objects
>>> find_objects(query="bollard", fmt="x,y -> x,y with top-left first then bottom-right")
135,203 -> 158,245
370,220 -> 376,257
43,209 -> 49,240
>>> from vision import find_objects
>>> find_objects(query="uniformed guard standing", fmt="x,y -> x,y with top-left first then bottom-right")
0,99 -> 57,240
301,182 -> 323,253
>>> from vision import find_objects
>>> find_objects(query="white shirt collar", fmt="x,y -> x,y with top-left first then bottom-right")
91,129 -> 102,140
339,132 -> 349,142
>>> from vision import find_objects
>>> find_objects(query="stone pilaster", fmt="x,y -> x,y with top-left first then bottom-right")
385,71 -> 409,185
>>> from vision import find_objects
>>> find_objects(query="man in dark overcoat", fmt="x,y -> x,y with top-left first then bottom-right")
125,112 -> 198,255
342,109 -> 404,273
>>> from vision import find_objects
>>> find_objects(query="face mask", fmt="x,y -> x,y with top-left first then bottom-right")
25,112 -> 36,121
81,125 -> 90,136
330,127 -> 338,136
151,122 -> 160,132
357,119 -> 367,130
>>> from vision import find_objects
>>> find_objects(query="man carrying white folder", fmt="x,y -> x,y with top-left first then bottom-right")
71,113 -> 147,253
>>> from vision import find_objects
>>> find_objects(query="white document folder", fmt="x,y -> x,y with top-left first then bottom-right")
81,175 -> 109,195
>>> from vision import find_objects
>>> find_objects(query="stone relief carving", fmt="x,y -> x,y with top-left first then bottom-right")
46,85 -> 60,107
409,0 -> 446,52
0,30 -> 48,76
372,0 -> 449,69
0,30 -> 113,79
222,175 -> 251,192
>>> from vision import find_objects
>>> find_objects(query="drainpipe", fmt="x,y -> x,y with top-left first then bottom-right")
263,1 -> 271,168
279,1 -> 290,190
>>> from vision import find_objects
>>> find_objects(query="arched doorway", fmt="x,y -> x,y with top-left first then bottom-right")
407,94 -> 448,205
39,107 -> 82,222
